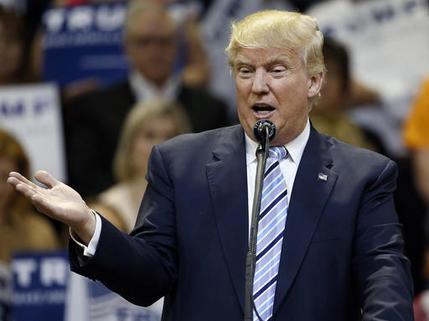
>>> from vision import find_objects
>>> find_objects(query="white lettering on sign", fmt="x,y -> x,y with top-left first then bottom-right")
40,258 -> 68,287
68,6 -> 93,31
12,257 -> 68,288
44,8 -> 65,33
96,5 -> 125,31
44,4 -> 125,33
12,260 -> 37,287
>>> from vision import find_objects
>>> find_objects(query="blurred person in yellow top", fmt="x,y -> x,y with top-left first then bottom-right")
310,37 -> 377,152
0,129 -> 59,263
403,77 -> 429,205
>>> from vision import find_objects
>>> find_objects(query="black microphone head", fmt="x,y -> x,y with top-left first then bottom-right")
253,120 -> 276,143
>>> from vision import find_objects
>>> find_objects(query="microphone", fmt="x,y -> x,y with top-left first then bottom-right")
253,120 -> 276,143
245,119 -> 277,321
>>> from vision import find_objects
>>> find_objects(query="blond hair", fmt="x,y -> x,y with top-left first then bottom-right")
226,10 -> 325,77
114,99 -> 191,181
0,129 -> 32,216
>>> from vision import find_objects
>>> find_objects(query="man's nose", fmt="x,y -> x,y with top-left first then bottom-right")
251,69 -> 269,94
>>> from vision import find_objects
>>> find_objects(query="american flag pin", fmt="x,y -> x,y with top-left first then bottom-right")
318,173 -> 328,181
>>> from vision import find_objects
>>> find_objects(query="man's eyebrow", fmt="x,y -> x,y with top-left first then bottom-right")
234,58 -> 252,65
234,54 -> 292,66
265,55 -> 292,65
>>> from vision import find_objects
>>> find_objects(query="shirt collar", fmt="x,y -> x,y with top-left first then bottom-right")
245,119 -> 310,165
129,70 -> 180,102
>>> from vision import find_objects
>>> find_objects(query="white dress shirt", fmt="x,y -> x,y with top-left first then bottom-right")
74,120 -> 311,256
129,70 -> 181,102
245,120 -> 310,235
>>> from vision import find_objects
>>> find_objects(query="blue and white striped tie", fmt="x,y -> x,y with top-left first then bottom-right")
253,146 -> 289,321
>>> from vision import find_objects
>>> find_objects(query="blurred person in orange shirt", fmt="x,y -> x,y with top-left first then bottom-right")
403,78 -> 429,205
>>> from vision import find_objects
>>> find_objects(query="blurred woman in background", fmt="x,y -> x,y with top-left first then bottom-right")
90,99 -> 191,232
0,129 -> 59,263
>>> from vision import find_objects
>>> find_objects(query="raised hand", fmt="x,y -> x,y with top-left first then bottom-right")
7,170 -> 96,244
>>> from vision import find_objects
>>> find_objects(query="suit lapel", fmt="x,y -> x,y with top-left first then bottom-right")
273,128 -> 338,314
206,126 -> 248,313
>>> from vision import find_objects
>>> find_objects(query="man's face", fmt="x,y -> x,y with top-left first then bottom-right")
233,47 -> 322,145
124,11 -> 177,87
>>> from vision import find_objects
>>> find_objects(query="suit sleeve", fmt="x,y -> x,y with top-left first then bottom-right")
69,145 -> 177,306
353,159 -> 414,321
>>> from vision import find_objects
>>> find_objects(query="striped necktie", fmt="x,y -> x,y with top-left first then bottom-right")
253,146 -> 289,321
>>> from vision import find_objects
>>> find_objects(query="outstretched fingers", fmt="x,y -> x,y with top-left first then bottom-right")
8,171 -> 51,201
7,171 -> 38,189
14,181 -> 39,199
34,170 -> 60,189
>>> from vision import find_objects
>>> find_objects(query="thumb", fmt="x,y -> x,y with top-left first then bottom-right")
34,170 -> 60,188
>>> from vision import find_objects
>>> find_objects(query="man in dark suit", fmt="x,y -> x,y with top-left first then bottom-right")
64,1 -> 230,197
8,9 -> 413,321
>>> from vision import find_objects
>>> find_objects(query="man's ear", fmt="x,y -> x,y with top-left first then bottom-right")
307,72 -> 324,98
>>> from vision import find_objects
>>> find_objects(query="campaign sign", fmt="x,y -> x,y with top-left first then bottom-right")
308,0 -> 429,156
10,251 -> 69,321
0,264 -> 10,321
88,281 -> 162,321
0,83 -> 66,182
42,2 -> 128,88
308,0 -> 429,109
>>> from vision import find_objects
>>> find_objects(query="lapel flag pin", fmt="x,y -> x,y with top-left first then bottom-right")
318,173 -> 328,181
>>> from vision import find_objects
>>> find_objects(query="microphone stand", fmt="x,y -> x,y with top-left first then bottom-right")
244,128 -> 270,321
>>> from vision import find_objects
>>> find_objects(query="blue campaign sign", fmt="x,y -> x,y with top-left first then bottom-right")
88,281 -> 162,321
10,251 -> 69,321
42,2 -> 128,88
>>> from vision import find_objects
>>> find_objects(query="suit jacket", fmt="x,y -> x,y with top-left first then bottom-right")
70,125 -> 414,321
63,81 -> 231,197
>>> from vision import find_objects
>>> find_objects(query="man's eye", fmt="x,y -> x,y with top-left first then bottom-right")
237,67 -> 253,78
271,67 -> 286,73
238,67 -> 251,73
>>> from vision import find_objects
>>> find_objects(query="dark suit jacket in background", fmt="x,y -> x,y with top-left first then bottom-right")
70,125 -> 414,321
63,81 -> 231,197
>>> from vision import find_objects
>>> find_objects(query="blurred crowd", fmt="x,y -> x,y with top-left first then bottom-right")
1,0 -> 429,319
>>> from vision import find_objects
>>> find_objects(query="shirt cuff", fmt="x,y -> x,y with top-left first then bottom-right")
69,210 -> 102,257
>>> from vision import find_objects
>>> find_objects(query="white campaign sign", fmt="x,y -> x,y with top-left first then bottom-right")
308,0 -> 429,156
309,0 -> 429,108
0,83 -> 66,181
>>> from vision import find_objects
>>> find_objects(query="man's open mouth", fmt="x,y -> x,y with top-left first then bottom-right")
252,103 -> 275,117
